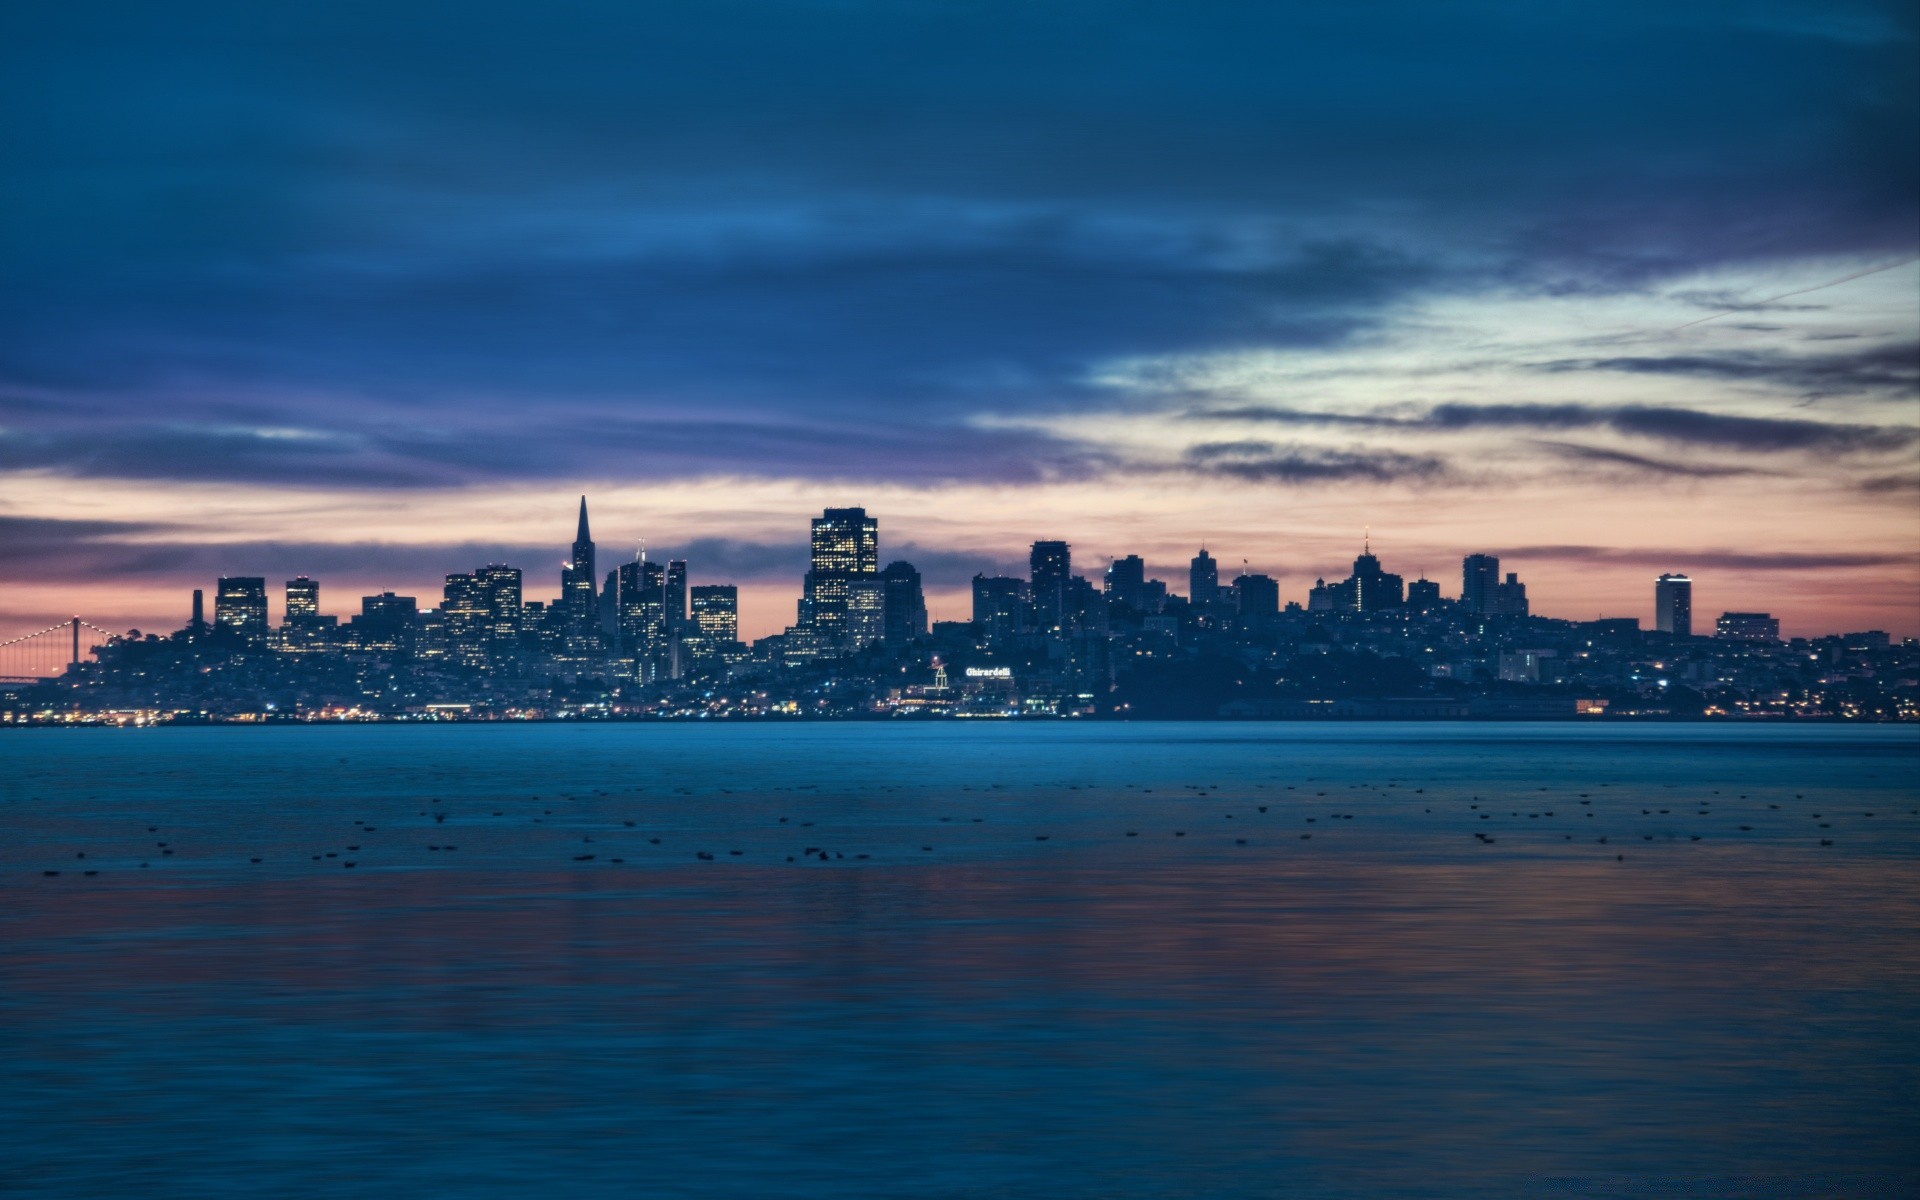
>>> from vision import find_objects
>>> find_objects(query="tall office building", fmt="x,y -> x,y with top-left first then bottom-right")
972,575 -> 1027,644
285,577 -> 319,622
847,577 -> 887,650
691,585 -> 739,643
1407,577 -> 1442,610
1494,572 -> 1529,617
616,556 -> 667,665
442,571 -> 491,668
1189,548 -> 1219,610
804,507 -> 880,651
1233,573 -> 1280,624
881,561 -> 928,646
561,496 -> 601,656
1349,537 -> 1404,611
1105,555 -> 1147,611
214,577 -> 269,642
1655,573 -> 1693,637
477,565 -> 522,648
1029,540 -> 1072,633
1462,554 -> 1500,614
665,560 -> 689,634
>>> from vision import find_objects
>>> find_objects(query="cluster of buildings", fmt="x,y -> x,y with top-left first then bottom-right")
7,497 -> 1914,723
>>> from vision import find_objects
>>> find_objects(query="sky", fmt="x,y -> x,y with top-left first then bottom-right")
2,0 -> 1917,641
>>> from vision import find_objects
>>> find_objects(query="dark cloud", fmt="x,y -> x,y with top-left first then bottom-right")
1185,442 -> 1449,484
0,0 -> 1913,491
1542,341 -> 1920,398
1533,441 -> 1772,478
0,416 -> 1118,488
1505,545 -> 1913,571
1192,400 -> 1919,455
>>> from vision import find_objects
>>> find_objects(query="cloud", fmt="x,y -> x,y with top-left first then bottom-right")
1533,441 -> 1773,478
1542,341 -> 1920,398
1505,545 -> 1914,571
1190,400 -> 1919,455
1185,442 -> 1450,483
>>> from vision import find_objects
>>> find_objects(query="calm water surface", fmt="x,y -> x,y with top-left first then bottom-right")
3,723 -> 1917,1198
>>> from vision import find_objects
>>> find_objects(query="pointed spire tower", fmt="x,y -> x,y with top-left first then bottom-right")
566,495 -> 598,619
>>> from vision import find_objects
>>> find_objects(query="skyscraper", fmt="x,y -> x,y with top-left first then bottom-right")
691,584 -> 739,643
1029,540 -> 1071,634
1495,571 -> 1529,617
442,571 -> 491,668
1655,573 -> 1693,637
285,577 -> 319,623
804,507 -> 880,651
848,577 -> 887,650
1190,548 -> 1219,610
616,555 -> 666,672
881,561 -> 928,646
562,496 -> 601,657
665,560 -> 689,634
972,575 -> 1028,644
1105,555 -> 1147,611
1233,572 -> 1280,625
1348,537 -> 1404,611
1462,554 -> 1500,614
214,577 -> 269,642
477,565 -> 523,648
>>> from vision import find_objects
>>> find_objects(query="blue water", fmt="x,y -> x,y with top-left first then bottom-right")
3,723 -> 1917,1198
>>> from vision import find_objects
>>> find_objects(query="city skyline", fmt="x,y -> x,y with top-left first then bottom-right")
80,494 -> 1891,644
8,486 -> 1915,642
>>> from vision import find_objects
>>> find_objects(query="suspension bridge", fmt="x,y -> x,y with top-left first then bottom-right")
0,618 -> 122,684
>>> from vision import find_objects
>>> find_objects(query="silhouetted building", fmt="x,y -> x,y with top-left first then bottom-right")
1349,539 -> 1404,611
562,496 -> 601,658
1190,548 -> 1219,610
190,588 -> 206,636
1105,555 -> 1147,611
881,561 -> 928,646
214,577 -> 268,643
1233,573 -> 1280,626
972,575 -> 1027,644
1494,572 -> 1529,617
353,592 -> 418,652
1716,611 -> 1779,642
1655,573 -> 1693,637
1462,554 -> 1500,614
1030,540 -> 1072,634
1407,577 -> 1442,610
665,560 -> 688,634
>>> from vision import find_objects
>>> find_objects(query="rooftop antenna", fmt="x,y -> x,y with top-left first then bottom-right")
1364,525 -> 1371,555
